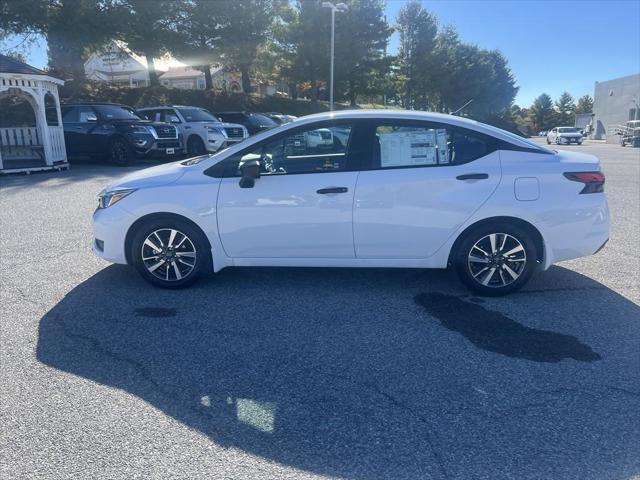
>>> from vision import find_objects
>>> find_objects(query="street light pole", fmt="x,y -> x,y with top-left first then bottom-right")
322,2 -> 348,111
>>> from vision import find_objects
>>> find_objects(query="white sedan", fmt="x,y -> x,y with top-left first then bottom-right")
92,110 -> 609,296
547,126 -> 583,145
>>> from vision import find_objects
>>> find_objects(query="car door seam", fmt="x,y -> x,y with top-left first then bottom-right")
351,171 -> 361,258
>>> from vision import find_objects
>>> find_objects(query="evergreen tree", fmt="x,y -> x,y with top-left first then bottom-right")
575,94 -> 594,114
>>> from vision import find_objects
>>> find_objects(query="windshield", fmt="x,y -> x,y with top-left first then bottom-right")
94,105 -> 141,120
248,113 -> 278,127
558,127 -> 580,133
178,108 -> 218,122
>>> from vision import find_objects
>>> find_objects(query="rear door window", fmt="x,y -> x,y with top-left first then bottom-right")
370,122 -> 494,169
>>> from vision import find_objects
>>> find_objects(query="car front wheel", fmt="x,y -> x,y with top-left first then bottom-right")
187,136 -> 207,155
130,219 -> 210,288
454,223 -> 537,296
109,138 -> 133,166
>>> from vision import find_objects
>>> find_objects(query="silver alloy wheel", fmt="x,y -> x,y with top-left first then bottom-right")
467,233 -> 527,288
141,228 -> 197,282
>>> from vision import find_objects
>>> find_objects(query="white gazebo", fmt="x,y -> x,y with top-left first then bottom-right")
0,54 -> 69,174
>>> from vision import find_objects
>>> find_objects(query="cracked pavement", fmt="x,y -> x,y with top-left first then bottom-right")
1,141 -> 639,480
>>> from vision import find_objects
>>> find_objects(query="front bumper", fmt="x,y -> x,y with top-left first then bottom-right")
127,133 -> 184,157
557,136 -> 582,144
92,204 -> 135,264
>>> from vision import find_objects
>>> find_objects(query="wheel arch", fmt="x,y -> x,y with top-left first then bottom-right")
124,212 -> 213,270
186,133 -> 204,143
447,216 -> 545,266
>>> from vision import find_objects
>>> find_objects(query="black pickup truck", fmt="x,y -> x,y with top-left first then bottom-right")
60,102 -> 183,165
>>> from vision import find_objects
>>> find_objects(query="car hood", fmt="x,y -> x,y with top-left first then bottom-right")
217,122 -> 245,130
105,161 -> 186,191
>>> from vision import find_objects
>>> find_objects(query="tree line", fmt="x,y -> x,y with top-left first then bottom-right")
2,0 -> 520,124
509,92 -> 594,134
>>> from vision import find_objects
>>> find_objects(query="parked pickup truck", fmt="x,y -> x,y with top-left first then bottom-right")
61,102 -> 183,165
614,120 -> 640,147
138,106 -> 249,155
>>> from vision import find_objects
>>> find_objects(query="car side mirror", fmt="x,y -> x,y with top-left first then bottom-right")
239,159 -> 260,188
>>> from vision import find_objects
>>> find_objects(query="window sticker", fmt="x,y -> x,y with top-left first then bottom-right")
436,129 -> 449,164
379,130 -> 438,167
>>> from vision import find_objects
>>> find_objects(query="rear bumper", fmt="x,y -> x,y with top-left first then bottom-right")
539,194 -> 610,268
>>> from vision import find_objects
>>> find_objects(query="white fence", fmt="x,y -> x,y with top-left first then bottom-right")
0,127 -> 41,149
0,126 -> 67,165
48,126 -> 66,163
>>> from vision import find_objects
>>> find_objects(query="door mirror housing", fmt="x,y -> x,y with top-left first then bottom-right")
239,158 -> 261,188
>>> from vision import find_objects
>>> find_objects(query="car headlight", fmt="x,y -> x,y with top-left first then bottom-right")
97,188 -> 136,209
206,126 -> 224,135
130,125 -> 154,135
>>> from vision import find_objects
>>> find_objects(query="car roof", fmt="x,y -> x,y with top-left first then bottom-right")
62,102 -> 130,107
286,109 -> 542,150
137,105 -> 207,110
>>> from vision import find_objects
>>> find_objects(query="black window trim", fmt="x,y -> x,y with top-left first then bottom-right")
204,119 -> 370,178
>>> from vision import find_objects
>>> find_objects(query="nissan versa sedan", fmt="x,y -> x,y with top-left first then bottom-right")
92,110 -> 609,296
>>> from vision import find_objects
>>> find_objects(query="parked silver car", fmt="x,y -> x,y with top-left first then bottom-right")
546,126 -> 583,145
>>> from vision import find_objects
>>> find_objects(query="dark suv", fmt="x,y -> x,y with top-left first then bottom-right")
60,103 -> 183,165
215,111 -> 279,135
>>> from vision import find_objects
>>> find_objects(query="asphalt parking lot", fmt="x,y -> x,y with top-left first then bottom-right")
1,139 -> 639,480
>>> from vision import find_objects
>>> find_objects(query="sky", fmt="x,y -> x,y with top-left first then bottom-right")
2,0 -> 639,107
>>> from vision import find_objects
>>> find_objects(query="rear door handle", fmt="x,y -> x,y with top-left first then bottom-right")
456,173 -> 489,180
317,187 -> 348,194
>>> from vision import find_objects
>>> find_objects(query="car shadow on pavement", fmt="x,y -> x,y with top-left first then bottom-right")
36,265 -> 640,480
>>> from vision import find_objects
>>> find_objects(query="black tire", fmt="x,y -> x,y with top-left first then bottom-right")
130,218 -> 211,288
109,137 -> 133,166
187,135 -> 207,155
546,137 -> 551,144
453,222 -> 538,296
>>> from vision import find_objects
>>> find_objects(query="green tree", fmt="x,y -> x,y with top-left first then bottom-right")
395,0 -> 438,109
112,0 -> 183,86
284,0 -> 330,103
217,0 -> 286,93
1,0 -> 114,82
333,0 -> 392,106
529,93 -> 557,131
555,91 -> 575,126
575,94 -> 594,114
172,0 -> 225,89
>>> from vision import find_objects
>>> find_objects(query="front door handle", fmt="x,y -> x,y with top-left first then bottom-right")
317,187 -> 348,194
456,173 -> 489,180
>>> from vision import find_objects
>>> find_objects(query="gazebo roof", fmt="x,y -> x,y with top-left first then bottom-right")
0,54 -> 62,80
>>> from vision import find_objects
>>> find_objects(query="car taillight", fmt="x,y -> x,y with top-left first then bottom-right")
563,171 -> 605,194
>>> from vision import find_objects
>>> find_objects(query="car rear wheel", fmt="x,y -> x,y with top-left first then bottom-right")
454,223 -> 537,296
130,218 -> 210,288
109,138 -> 133,166
187,136 -> 207,155
546,137 -> 551,144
